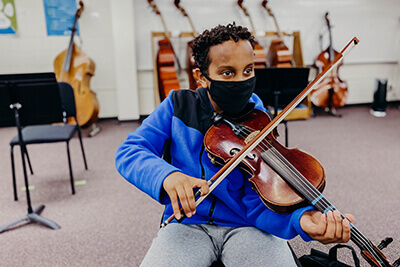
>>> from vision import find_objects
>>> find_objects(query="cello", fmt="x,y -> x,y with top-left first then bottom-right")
310,12 -> 348,116
162,37 -> 400,267
237,0 -> 267,69
53,1 -> 99,128
173,0 -> 198,90
148,0 -> 181,101
261,0 -> 293,68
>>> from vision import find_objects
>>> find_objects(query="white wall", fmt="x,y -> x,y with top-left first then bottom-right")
134,0 -> 400,110
1,0 -> 399,119
0,0 -> 139,120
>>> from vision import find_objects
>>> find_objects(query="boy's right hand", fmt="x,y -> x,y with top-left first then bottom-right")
163,172 -> 209,220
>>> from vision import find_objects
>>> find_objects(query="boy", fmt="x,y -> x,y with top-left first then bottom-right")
115,23 -> 353,266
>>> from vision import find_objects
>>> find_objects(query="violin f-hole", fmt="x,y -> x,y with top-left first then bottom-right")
230,148 -> 256,160
229,148 -> 240,156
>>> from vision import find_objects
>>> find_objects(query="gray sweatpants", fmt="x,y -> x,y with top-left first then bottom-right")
140,223 -> 298,267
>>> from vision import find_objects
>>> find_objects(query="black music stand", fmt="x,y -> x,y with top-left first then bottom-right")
0,72 -> 61,233
254,67 -> 310,147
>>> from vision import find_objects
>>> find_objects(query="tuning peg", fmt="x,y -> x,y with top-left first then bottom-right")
393,257 -> 400,267
377,237 -> 393,250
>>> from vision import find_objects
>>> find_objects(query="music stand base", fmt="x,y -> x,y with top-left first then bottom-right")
312,106 -> 342,118
324,107 -> 342,117
89,123 -> 101,137
0,205 -> 61,233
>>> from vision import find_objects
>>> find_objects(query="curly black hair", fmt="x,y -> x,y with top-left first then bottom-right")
192,22 -> 255,75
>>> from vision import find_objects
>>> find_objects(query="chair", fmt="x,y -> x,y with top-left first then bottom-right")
10,82 -> 88,201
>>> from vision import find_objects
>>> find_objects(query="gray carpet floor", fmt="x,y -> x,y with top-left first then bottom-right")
0,104 -> 399,267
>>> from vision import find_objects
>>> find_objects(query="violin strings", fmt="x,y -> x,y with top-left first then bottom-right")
233,124 -> 382,263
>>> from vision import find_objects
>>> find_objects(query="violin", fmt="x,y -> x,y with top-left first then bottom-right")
310,12 -> 348,113
174,0 -> 198,90
261,0 -> 293,68
204,103 -> 397,267
205,108 -> 325,213
237,0 -> 267,69
148,0 -> 181,101
54,1 -> 99,128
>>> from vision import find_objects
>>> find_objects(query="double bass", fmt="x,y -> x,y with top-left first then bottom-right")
310,12 -> 348,115
237,0 -> 267,69
261,0 -> 293,68
174,0 -> 198,90
148,0 -> 181,101
53,1 -> 99,128
162,37 -> 400,267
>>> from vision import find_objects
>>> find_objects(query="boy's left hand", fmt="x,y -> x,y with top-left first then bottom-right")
300,210 -> 354,244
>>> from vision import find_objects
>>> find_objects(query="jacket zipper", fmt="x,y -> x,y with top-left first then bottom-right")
199,143 -> 217,224
208,197 -> 217,224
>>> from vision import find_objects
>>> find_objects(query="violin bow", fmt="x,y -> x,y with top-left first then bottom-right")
162,37 -> 359,227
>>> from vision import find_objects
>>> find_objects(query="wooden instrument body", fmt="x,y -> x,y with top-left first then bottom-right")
53,1 -> 99,128
156,38 -> 180,100
253,41 -> 267,69
54,43 -> 99,127
310,12 -> 348,109
311,49 -> 348,108
266,38 -> 292,68
186,39 -> 198,90
204,109 -> 325,214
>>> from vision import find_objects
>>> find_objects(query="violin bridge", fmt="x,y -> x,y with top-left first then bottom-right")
244,130 -> 260,144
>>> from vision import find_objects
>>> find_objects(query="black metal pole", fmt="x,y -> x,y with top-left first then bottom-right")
0,103 -> 61,233
11,103 -> 33,213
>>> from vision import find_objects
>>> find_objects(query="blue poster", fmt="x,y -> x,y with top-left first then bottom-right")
43,0 -> 80,36
0,0 -> 17,34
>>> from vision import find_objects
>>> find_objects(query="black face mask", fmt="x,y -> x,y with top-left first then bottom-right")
203,73 -> 256,115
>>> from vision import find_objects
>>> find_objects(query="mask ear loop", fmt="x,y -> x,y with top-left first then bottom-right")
201,72 -> 213,94
201,72 -> 213,82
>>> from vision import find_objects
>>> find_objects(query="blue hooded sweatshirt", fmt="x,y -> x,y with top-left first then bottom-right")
115,87 -> 313,241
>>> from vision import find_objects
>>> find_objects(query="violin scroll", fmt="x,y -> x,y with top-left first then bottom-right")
261,1 -> 273,18
360,240 -> 399,267
75,1 -> 84,19
147,0 -> 161,16
237,0 -> 249,16
174,0 -> 187,17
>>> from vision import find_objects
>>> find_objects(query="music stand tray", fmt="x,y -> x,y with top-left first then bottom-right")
0,72 -> 62,233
